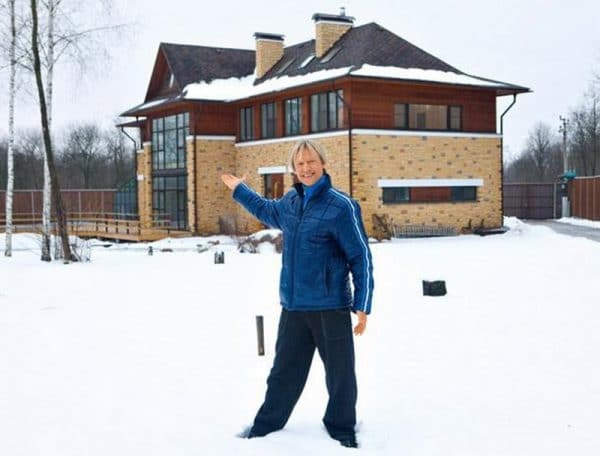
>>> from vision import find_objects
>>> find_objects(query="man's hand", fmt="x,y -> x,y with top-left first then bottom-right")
221,173 -> 246,191
353,311 -> 367,336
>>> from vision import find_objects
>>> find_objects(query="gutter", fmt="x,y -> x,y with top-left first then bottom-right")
499,94 -> 518,225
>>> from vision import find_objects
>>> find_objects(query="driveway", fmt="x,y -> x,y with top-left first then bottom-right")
524,220 -> 600,243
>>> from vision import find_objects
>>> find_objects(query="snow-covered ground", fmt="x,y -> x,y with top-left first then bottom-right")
1,218 -> 600,456
556,216 -> 600,229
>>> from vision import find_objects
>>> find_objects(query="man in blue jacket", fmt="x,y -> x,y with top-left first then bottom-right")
221,139 -> 373,448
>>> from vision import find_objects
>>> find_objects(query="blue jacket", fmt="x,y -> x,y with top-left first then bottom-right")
232,174 -> 374,314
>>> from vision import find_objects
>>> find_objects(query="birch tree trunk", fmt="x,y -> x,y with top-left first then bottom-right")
40,0 -> 56,261
31,0 -> 74,262
4,0 -> 16,257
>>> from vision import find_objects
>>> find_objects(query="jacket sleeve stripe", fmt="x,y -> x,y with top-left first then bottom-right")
329,189 -> 373,314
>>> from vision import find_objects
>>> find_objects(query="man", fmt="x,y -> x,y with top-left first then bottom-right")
221,139 -> 373,448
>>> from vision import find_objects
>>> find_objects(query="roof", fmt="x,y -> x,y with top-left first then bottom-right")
256,22 -> 461,83
122,21 -> 529,117
160,43 -> 255,88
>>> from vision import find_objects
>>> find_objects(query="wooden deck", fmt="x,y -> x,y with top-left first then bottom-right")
1,212 -> 192,242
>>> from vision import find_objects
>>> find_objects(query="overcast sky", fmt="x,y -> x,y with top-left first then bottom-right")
1,0 -> 599,161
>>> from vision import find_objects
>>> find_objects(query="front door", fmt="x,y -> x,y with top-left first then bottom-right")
264,173 -> 284,199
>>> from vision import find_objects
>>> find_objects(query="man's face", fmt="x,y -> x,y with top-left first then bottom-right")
294,147 -> 325,187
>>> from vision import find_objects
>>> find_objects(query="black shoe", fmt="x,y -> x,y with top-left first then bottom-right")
339,437 -> 358,448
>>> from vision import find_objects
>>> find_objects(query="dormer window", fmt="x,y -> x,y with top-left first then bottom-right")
320,47 -> 341,63
276,59 -> 295,75
299,54 -> 315,68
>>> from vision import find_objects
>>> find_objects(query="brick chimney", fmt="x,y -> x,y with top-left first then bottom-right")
312,10 -> 355,58
254,32 -> 284,79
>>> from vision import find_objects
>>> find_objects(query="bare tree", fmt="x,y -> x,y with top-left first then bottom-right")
525,122 -> 555,181
104,127 -> 135,188
3,0 -> 16,256
570,86 -> 600,176
61,123 -> 104,188
15,128 -> 44,188
30,0 -> 73,261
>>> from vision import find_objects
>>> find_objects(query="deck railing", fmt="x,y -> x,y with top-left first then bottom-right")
0,212 -> 177,240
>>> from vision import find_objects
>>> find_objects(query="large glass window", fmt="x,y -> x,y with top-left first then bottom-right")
240,106 -> 254,141
382,186 -> 477,204
152,176 -> 187,230
393,104 -> 462,131
310,89 -> 344,132
261,103 -> 276,139
152,113 -> 188,170
151,112 -> 188,230
285,97 -> 302,136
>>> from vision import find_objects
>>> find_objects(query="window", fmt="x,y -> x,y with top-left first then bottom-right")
285,98 -> 302,136
151,113 -> 189,170
152,175 -> 187,230
261,103 -> 276,139
311,89 -> 344,132
382,187 -> 409,204
451,186 -> 476,201
394,104 -> 407,129
393,104 -> 463,131
449,106 -> 462,130
240,106 -> 254,140
151,112 -> 189,230
382,186 -> 477,204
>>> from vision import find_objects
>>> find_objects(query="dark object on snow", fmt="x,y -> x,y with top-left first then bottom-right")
474,226 -> 509,236
339,437 -> 358,448
147,246 -> 153,256
214,251 -> 225,264
256,315 -> 265,356
161,248 -> 173,252
423,280 -> 447,296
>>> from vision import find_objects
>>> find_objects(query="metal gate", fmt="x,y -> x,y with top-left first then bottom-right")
503,183 -> 559,219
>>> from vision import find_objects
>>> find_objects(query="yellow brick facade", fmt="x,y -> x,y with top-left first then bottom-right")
255,39 -> 284,79
140,132 -> 502,237
136,143 -> 153,229
192,137 -> 237,234
351,133 -> 503,234
315,22 -> 351,57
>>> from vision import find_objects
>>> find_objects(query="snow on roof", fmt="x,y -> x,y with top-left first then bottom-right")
180,64 -> 518,103
352,64 -> 513,89
183,67 -> 352,102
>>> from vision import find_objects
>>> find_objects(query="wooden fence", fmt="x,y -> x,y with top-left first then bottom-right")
0,189 -> 115,219
570,176 -> 600,221
503,183 -> 560,219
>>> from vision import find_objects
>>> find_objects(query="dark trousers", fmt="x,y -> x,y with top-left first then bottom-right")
250,308 -> 357,440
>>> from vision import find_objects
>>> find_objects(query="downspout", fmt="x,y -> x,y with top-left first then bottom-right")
191,111 -> 197,234
499,94 -> 518,225
333,71 -> 354,196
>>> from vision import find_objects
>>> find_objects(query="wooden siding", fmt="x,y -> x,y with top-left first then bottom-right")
570,176 -> 600,221
195,102 -> 237,134
349,78 -> 497,132
503,183 -> 559,219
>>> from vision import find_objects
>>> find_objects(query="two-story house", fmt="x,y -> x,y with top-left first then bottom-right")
119,11 -> 529,238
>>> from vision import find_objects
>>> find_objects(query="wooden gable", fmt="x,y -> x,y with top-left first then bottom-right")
144,47 -> 181,102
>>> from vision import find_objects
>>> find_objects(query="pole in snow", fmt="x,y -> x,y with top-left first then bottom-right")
256,315 -> 265,356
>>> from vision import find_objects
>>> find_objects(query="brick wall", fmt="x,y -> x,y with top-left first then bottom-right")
193,137 -> 237,234
315,22 -> 351,57
255,39 -> 284,79
351,133 -> 503,233
137,143 -> 153,229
